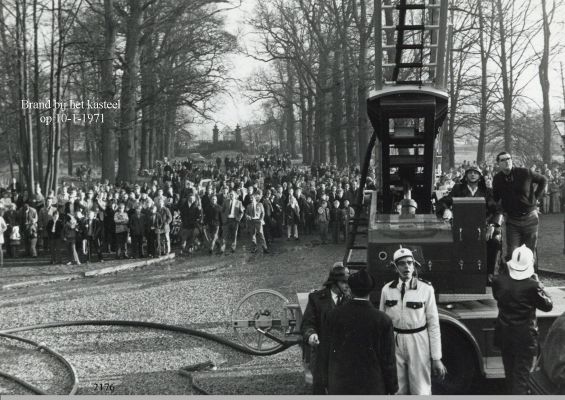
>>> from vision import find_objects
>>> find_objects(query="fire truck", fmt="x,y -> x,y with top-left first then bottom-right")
231,0 -> 565,394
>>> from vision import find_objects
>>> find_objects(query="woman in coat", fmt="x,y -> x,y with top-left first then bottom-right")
285,191 -> 300,240
63,216 -> 80,265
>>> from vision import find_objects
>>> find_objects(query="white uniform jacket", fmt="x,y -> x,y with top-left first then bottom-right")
379,277 -> 442,361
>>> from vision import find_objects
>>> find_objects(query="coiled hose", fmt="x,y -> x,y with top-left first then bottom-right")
0,319 -> 297,395
0,332 -> 79,395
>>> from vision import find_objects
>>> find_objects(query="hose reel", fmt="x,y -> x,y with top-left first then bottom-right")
231,289 -> 303,354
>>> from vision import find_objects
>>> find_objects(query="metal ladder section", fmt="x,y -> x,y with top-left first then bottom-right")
375,0 -> 449,89
343,131 -> 379,271
342,189 -> 372,271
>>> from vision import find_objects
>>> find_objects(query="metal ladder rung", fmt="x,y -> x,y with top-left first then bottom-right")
383,44 -> 438,50
382,4 -> 440,9
383,63 -> 437,68
384,80 -> 433,85
382,25 -> 440,31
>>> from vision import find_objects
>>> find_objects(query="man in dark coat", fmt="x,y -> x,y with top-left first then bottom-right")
46,210 -> 64,264
129,205 -> 146,258
301,263 -> 351,394
145,205 -> 163,258
84,210 -> 104,262
493,244 -> 553,394
322,268 -> 398,395
179,193 -> 202,255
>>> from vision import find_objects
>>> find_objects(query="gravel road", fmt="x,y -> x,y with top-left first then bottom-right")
1,220 -> 564,395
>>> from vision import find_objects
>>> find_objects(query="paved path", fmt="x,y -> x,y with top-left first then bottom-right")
0,252 -> 175,289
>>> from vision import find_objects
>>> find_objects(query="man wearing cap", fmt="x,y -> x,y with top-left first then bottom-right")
301,263 -> 352,394
492,152 -> 547,265
322,269 -> 398,394
380,248 -> 447,394
492,244 -> 553,394
436,165 -> 502,280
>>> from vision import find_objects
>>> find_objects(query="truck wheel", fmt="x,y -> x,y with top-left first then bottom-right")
432,325 -> 478,394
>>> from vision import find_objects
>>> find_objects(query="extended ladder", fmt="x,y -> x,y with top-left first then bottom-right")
343,0 -> 449,272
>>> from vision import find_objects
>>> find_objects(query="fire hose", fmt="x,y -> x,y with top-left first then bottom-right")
0,317 -> 298,395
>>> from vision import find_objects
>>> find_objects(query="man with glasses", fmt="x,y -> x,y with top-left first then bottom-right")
379,248 -> 447,394
492,152 -> 547,267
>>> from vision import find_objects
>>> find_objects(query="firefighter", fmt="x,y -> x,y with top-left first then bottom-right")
379,248 -> 447,394
492,244 -> 553,394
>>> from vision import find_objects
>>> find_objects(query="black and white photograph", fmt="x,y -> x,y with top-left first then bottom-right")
1,0 -> 565,395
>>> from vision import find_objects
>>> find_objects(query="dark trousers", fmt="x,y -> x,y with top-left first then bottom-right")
506,212 -> 539,271
104,229 -> 116,252
131,234 -> 144,258
319,221 -> 329,243
222,219 -> 239,251
49,237 -> 62,264
310,346 -> 326,395
486,236 -> 501,274
501,349 -> 536,394
146,231 -> 160,257
116,232 -> 128,258
330,222 -> 340,243
87,237 -> 103,262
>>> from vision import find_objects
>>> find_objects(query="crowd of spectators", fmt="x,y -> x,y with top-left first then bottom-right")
0,151 -> 564,267
0,152 -> 367,266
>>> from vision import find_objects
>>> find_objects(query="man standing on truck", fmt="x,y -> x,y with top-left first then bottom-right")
380,248 -> 447,394
492,244 -> 553,394
301,263 -> 351,394
492,152 -> 547,266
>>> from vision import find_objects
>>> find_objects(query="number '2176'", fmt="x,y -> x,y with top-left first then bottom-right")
94,383 -> 115,392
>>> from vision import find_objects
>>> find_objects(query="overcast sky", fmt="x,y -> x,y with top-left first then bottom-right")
196,0 -> 565,141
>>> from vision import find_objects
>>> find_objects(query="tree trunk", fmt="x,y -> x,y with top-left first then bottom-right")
342,42 -> 355,166
356,0 -> 370,166
52,0 -> 64,192
495,0 -> 513,153
539,0 -> 552,164
101,0 -> 117,181
140,19 -> 156,171
476,0 -> 488,164
285,62 -> 296,158
43,0 -> 56,191
306,91 -> 314,164
67,122 -> 73,175
298,77 -> 308,164
330,48 -> 345,167
314,52 -> 329,164
33,0 -> 43,187
117,0 -> 142,183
